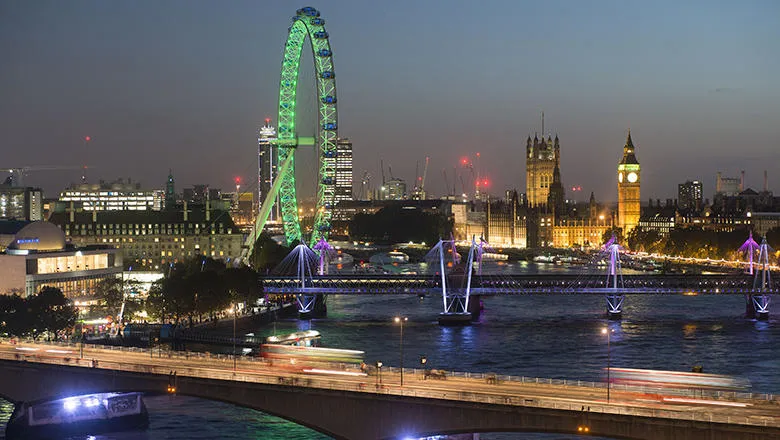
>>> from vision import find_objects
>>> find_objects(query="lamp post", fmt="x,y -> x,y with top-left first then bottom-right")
394,316 -> 408,386
232,302 -> 237,371
601,327 -> 613,403
376,361 -> 383,386
420,355 -> 427,379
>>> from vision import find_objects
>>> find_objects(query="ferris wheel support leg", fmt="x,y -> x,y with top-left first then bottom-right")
606,293 -> 624,320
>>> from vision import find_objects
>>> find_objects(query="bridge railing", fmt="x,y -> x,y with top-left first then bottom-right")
3,339 -> 778,428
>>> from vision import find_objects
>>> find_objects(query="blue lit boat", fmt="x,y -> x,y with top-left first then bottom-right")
5,392 -> 149,440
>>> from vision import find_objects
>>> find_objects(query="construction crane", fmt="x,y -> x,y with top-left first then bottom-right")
2,166 -> 85,187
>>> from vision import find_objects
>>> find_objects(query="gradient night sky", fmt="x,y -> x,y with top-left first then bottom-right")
2,0 -> 778,203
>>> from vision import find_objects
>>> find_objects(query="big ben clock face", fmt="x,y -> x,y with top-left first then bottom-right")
627,172 -> 638,183
618,172 -> 624,183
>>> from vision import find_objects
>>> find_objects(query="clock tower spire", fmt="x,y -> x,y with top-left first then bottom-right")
617,130 -> 641,235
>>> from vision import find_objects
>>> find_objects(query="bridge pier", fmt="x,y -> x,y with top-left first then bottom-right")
299,293 -> 327,319
606,294 -> 624,320
746,294 -> 769,321
468,295 -> 483,320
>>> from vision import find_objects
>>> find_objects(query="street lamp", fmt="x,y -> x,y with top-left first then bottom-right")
376,361 -> 383,386
232,302 -> 237,371
394,316 -> 408,386
601,327 -> 614,403
420,355 -> 427,379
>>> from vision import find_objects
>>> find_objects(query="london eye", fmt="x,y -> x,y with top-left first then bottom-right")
244,6 -> 339,259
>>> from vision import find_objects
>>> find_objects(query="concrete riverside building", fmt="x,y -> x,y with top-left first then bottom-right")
0,221 -> 122,298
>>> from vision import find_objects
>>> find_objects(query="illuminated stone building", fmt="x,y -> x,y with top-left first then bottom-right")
617,131 -> 641,235
48,203 -> 243,270
525,134 -> 558,207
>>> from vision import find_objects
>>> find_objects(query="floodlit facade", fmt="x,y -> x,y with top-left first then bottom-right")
59,180 -> 163,211
0,186 -> 43,221
48,203 -> 243,270
617,131 -> 641,235
0,221 -> 122,298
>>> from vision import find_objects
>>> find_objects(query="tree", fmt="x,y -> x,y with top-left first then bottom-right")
94,277 -> 125,318
0,294 -> 28,337
601,227 -> 624,247
29,287 -> 77,340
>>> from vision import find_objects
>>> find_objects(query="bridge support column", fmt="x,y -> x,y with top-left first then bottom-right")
748,294 -> 769,321
467,295 -> 483,320
298,294 -> 327,319
606,294 -> 623,320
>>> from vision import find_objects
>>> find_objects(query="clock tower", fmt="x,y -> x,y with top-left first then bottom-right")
617,130 -> 640,234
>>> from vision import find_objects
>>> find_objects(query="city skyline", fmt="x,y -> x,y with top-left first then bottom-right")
1,0 -> 778,203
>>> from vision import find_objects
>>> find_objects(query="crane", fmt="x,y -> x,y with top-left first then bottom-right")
420,156 -> 429,195
2,165 -> 85,187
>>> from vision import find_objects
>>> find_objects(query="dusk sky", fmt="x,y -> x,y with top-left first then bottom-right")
2,0 -> 778,203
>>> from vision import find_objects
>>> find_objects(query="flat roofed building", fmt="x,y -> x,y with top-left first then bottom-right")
0,221 -> 122,298
58,179 -> 163,211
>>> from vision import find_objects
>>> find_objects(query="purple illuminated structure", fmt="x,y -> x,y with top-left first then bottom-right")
426,238 -> 473,325
604,234 -> 625,320
749,236 -> 773,320
312,238 -> 335,275
738,232 -> 760,275
276,243 -> 323,318
476,236 -> 494,276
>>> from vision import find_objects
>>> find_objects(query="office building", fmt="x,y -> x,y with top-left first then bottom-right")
0,184 -> 43,221
334,138 -> 353,202
678,180 -> 703,212
58,179 -> 163,212
257,119 -> 279,221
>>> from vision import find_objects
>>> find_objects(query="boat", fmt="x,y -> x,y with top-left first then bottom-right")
5,392 -> 149,440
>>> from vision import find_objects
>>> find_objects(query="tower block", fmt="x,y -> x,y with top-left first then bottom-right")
617,131 -> 641,235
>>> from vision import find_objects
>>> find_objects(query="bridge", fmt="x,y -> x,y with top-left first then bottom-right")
262,237 -> 776,323
2,340 -> 779,440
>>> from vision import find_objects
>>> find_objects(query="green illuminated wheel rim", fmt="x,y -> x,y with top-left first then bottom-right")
277,6 -> 338,246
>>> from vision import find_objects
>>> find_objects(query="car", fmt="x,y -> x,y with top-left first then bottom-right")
321,96 -> 337,104
317,49 -> 332,57
322,122 -> 337,130
310,18 -> 325,25
320,71 -> 335,79
313,31 -> 328,39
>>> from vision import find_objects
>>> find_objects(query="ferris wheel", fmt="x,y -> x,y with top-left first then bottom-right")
244,6 -> 338,259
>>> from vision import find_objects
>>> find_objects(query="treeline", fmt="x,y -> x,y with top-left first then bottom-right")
145,257 -> 262,326
627,226 -> 780,259
349,204 -> 453,245
0,287 -> 77,339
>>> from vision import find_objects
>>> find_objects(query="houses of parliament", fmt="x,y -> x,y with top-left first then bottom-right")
524,122 -> 641,248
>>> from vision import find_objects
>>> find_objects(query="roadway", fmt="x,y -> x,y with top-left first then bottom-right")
2,340 -> 778,431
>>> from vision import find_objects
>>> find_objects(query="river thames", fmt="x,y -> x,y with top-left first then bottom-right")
2,289 -> 777,439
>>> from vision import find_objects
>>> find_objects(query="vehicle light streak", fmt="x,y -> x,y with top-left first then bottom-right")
45,349 -> 72,354
15,347 -> 38,352
303,369 -> 368,377
662,397 -> 750,407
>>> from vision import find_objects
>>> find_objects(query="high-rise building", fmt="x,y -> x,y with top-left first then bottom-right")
334,138 -> 353,202
0,185 -> 43,221
257,119 -> 278,221
678,180 -> 703,211
384,178 -> 407,200
165,170 -> 176,209
58,179 -> 163,212
526,134 -> 559,207
617,131 -> 641,234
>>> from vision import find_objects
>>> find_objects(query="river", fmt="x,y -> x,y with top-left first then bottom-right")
2,269 -> 777,439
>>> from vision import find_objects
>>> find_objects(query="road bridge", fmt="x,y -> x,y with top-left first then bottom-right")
1,341 -> 779,440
